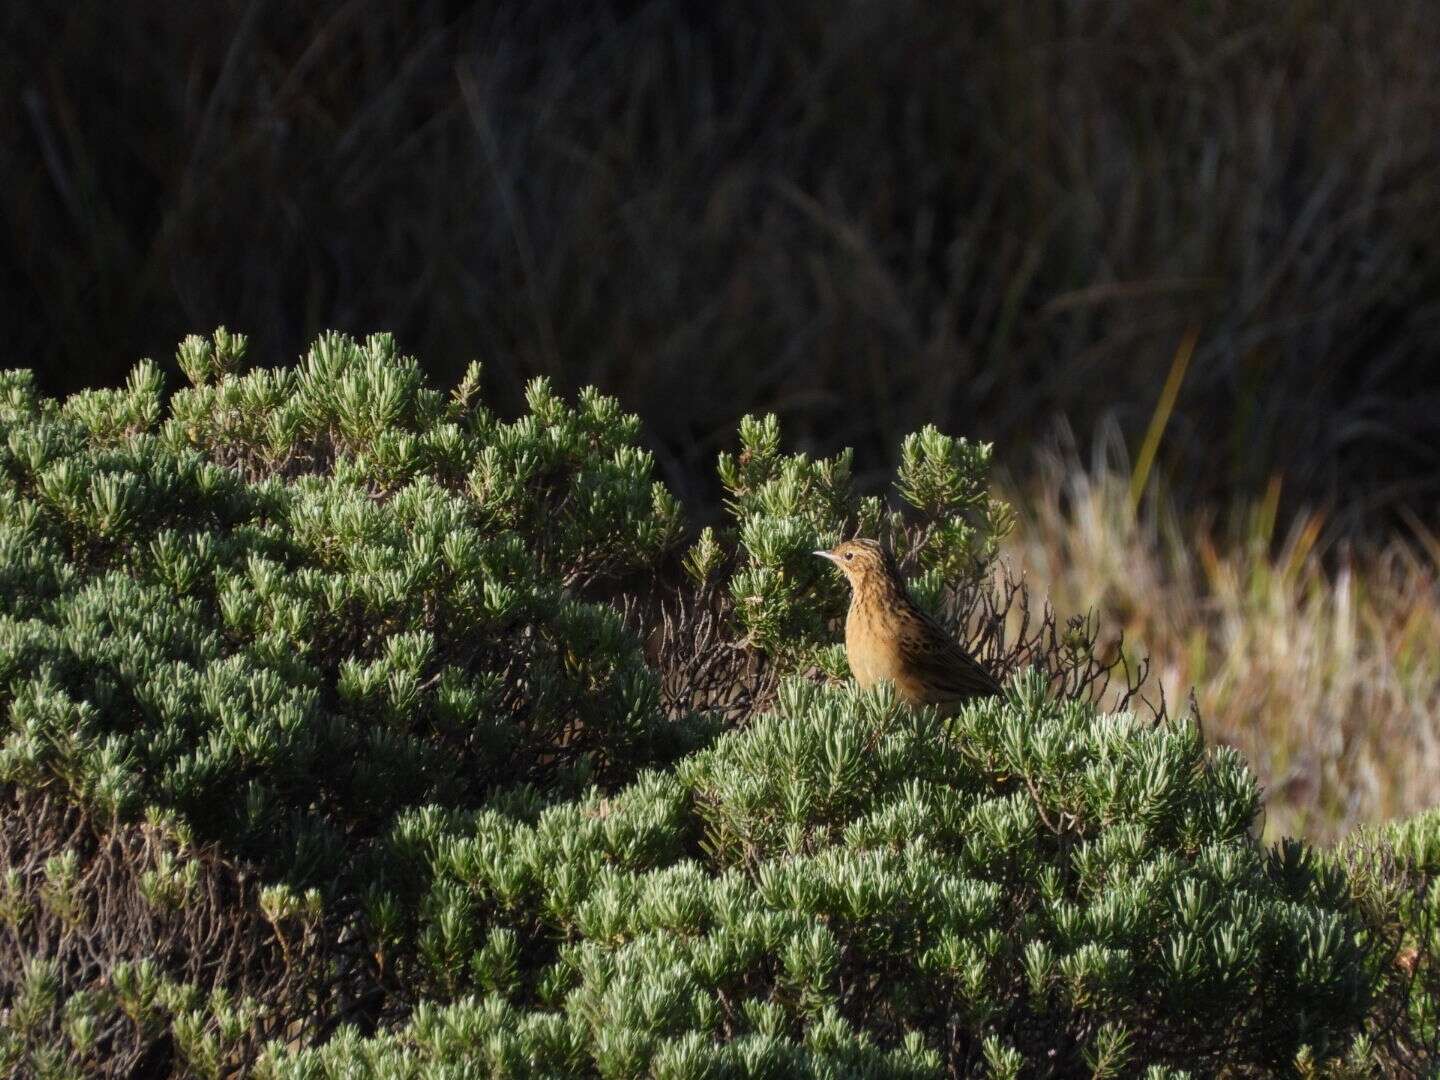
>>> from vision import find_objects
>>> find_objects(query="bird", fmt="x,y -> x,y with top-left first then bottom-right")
815,538 -> 1000,710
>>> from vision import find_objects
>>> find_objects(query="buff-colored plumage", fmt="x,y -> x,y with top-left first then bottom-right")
816,538 -> 999,710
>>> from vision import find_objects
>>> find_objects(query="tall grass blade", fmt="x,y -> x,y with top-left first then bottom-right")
1130,327 -> 1199,512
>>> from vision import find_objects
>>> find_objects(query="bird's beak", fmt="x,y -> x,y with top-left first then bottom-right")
813,549 -> 837,563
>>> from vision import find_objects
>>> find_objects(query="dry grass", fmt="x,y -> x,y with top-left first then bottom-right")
5,1 -> 1440,521
1005,428 -> 1440,842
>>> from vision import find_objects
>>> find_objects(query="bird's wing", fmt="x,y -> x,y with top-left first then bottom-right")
899,608 -> 1001,702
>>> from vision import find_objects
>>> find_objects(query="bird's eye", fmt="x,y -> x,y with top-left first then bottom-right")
843,552 -> 854,561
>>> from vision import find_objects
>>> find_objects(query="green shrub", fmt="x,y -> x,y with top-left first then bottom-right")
263,675 -> 1371,1078
1333,807 -> 1440,1073
1,334 -> 698,880
0,332 -> 1403,1075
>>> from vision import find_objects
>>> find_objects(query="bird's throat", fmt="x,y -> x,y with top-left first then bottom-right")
849,572 -> 907,614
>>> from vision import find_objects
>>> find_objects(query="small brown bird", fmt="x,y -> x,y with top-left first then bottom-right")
816,538 -> 1000,709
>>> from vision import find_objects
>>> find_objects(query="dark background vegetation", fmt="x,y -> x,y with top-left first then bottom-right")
4,0 -> 1439,527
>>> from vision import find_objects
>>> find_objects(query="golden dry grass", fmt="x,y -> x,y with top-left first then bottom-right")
1005,434 -> 1440,842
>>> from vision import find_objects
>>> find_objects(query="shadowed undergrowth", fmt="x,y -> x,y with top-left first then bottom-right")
5,0 -> 1440,529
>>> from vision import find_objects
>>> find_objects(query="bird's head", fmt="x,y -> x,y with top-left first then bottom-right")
814,538 -> 895,591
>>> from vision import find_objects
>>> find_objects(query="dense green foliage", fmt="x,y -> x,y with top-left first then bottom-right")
272,677 -> 1370,1077
1,333 -> 693,884
0,333 -> 1434,1076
